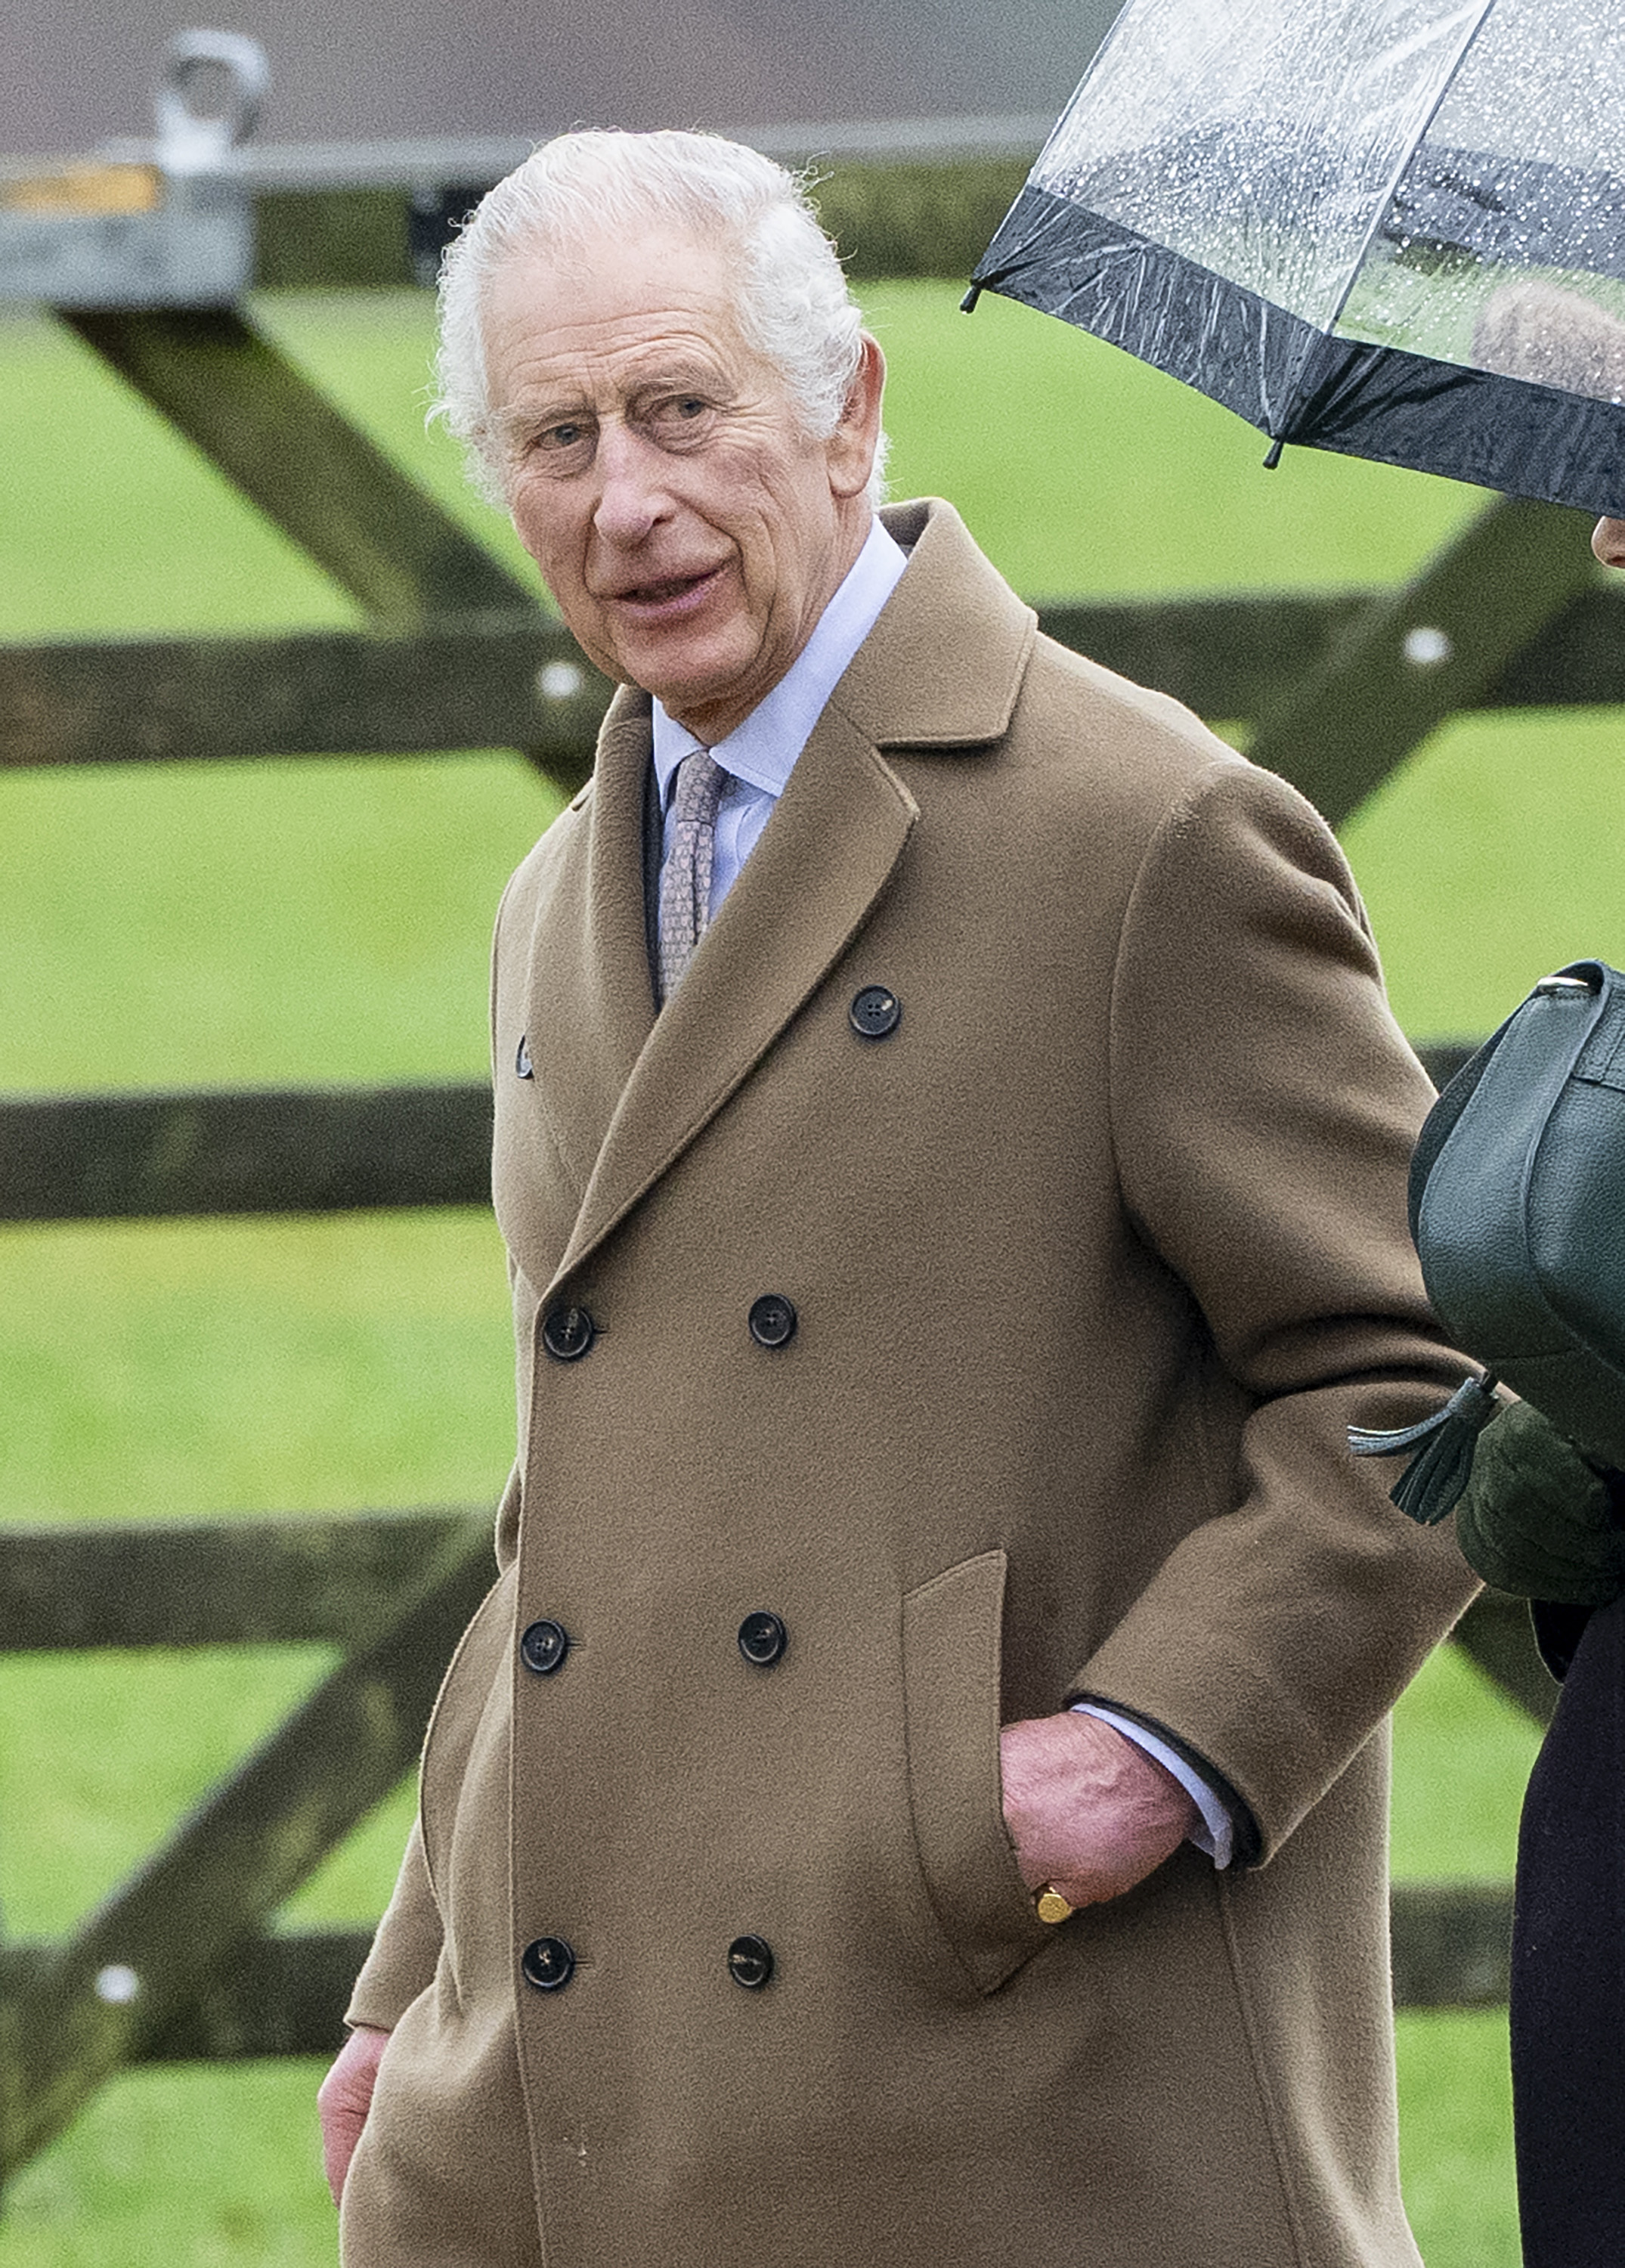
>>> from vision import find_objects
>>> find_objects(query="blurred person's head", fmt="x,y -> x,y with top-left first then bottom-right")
1471,277 -> 1625,571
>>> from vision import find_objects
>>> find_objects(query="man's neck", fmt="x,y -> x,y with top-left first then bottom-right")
651,517 -> 908,803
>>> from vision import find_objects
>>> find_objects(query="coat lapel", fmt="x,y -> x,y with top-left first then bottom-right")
516,687 -> 657,1216
549,700 -> 918,1288
537,500 -> 1037,1297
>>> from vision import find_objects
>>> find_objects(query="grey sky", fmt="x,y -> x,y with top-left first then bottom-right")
5,0 -> 1120,160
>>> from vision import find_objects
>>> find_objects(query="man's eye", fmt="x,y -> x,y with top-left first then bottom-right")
651,395 -> 715,435
540,422 -> 584,450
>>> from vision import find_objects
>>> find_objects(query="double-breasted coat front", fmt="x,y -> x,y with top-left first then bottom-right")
340,500 -> 1475,2268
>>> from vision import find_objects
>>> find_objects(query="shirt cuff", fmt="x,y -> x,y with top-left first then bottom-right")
1071,1702 -> 1234,1869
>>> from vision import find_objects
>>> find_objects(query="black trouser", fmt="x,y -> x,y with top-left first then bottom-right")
1512,1592 -> 1625,2266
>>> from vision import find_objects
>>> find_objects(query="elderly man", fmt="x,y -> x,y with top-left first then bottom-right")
319,129 -> 1475,2268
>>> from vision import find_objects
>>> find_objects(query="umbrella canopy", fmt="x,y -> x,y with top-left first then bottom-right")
968,0 -> 1625,517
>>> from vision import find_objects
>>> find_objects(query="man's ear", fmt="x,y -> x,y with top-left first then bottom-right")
826,333 -> 887,500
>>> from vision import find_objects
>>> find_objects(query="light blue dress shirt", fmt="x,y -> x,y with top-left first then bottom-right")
652,518 -> 910,903
652,516 -> 1233,1870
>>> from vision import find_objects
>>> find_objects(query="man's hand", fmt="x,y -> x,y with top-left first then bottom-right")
317,2023 -> 391,2207
1000,1711 -> 1199,1909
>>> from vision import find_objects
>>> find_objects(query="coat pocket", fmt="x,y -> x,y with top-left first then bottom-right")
901,1548 -> 1054,1994
418,1564 -> 517,1914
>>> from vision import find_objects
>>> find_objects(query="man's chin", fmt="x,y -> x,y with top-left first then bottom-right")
615,638 -> 764,740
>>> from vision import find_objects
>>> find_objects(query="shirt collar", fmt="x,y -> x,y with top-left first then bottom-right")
652,517 -> 908,806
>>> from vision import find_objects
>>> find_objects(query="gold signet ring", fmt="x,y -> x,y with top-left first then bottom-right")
1035,1883 -> 1075,1925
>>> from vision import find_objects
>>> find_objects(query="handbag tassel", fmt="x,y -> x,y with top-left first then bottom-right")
1347,1370 -> 1501,1526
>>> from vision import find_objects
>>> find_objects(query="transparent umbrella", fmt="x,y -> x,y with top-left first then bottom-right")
967,0 -> 1625,516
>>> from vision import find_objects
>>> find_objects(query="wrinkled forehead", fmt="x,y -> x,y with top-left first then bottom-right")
480,223 -> 771,403
487,219 -> 744,339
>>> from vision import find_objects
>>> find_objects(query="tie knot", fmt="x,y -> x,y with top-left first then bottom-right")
671,745 -> 729,828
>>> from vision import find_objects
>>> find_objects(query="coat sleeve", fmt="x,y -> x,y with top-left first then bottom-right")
1066,754 -> 1478,1862
341,902 -> 538,2032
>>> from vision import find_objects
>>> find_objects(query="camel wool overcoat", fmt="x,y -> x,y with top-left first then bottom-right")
339,500 -> 1477,2268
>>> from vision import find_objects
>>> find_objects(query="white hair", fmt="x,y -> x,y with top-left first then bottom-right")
433,129 -> 887,504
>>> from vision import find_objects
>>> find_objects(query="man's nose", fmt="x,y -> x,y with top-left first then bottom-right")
1592,517 -> 1625,571
591,423 -> 670,546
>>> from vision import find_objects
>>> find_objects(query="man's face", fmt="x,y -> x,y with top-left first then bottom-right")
482,228 -> 881,745
1595,517 -> 1625,572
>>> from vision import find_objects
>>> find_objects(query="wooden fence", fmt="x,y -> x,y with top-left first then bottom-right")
2,143 -> 1615,2190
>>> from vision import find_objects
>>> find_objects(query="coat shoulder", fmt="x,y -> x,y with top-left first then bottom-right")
1017,631 -> 1241,805
973,628 -> 1259,891
1004,632 -> 1354,891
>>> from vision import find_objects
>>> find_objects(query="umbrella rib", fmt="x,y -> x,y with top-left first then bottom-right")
1288,0 -> 1500,438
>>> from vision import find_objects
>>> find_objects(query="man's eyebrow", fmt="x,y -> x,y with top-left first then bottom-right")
624,361 -> 735,408
489,396 -> 593,445
491,358 -> 729,420
641,358 -> 728,389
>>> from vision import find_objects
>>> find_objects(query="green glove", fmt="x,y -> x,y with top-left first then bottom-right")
1453,1399 -> 1625,1605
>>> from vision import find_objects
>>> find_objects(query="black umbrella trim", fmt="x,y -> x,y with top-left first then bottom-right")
970,183 -> 1314,435
971,181 -> 1625,520
1290,333 -> 1625,519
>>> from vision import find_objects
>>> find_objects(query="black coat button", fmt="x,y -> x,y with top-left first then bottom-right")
734,1615 -> 784,1669
515,1034 -> 534,1078
850,985 -> 901,1039
727,1935 -> 774,1989
522,1936 -> 575,1992
542,1303 -> 596,1361
748,1294 -> 797,1349
738,1611 -> 787,1667
520,1619 -> 570,1675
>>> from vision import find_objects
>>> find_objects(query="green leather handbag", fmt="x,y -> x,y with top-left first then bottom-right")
1351,960 -> 1625,1521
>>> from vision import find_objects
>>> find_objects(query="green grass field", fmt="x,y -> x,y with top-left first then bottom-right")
2,275 -> 1621,2263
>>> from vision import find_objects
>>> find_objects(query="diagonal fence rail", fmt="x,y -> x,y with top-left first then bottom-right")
0,1518 -> 494,2173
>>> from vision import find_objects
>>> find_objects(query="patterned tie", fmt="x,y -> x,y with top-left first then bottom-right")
657,745 -> 729,1003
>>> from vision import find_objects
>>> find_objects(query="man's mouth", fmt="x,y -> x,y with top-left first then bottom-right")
609,565 -> 724,609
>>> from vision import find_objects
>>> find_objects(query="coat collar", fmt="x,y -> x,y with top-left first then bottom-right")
836,497 -> 1037,748
528,499 -> 1037,1297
